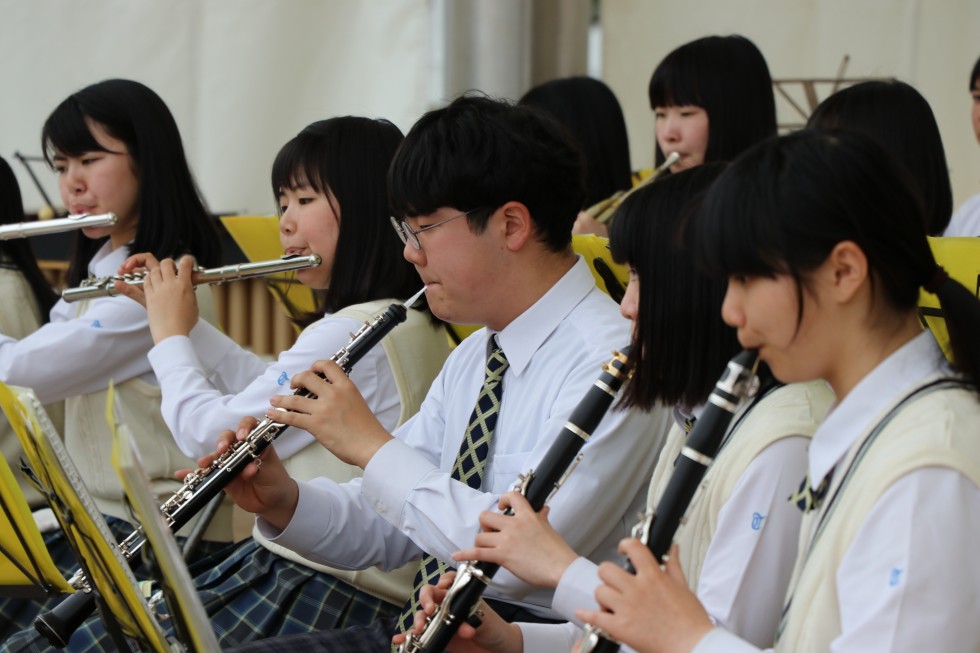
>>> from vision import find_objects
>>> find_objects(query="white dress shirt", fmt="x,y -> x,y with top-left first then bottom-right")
147,314 -> 399,459
0,242 -> 157,404
696,331 -> 980,653
944,192 -> 980,236
258,257 -> 671,616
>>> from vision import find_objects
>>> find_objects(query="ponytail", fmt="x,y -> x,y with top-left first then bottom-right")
925,266 -> 980,386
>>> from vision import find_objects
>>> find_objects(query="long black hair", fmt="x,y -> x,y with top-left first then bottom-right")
0,157 -> 58,319
271,117 -> 430,325
42,79 -> 221,286
609,163 -> 738,409
649,35 -> 776,169
519,76 -> 632,208
694,129 -> 980,387
807,80 -> 952,235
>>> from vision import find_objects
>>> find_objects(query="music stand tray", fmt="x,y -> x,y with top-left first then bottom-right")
110,399 -> 220,652
9,384 -> 174,650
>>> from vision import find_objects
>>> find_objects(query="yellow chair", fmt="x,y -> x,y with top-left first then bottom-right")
919,237 -> 980,362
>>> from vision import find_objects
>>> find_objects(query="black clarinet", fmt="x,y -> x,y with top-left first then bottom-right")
580,349 -> 759,653
399,347 -> 634,653
35,294 -> 420,648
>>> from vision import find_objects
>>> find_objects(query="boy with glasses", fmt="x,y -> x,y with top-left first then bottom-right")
219,95 -> 671,652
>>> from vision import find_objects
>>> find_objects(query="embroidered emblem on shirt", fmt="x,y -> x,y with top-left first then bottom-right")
277,371 -> 288,386
751,512 -> 766,531
888,567 -> 904,587
90,320 -> 102,328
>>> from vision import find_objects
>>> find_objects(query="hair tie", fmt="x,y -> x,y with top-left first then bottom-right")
924,265 -> 949,294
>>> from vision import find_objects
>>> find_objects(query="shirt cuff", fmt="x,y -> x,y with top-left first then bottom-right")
148,335 -> 203,378
518,621 -> 577,653
254,479 -> 325,551
692,627 -> 762,653
552,557 -> 600,624
361,438 -> 437,527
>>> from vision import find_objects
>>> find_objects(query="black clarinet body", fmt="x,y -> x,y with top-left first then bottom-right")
35,300 -> 413,648
400,347 -> 634,653
580,349 -> 759,653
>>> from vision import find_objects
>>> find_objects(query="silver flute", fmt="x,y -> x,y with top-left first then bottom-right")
0,212 -> 116,240
61,253 -> 322,302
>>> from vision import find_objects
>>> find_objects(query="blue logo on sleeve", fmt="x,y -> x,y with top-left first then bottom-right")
889,567 -> 904,587
751,512 -> 766,531
277,371 -> 289,386
90,320 -> 102,328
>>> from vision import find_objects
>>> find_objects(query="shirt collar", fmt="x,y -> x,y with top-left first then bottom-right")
808,330 -> 951,488
490,256 -> 593,377
89,241 -> 132,277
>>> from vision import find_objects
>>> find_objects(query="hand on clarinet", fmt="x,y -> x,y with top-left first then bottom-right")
576,542 -> 713,653
177,415 -> 299,531
452,491 -> 578,588
390,572 -> 523,653
267,359 -> 393,469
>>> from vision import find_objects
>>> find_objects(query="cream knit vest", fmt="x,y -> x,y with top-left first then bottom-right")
64,287 -> 237,542
645,380 -> 833,589
775,375 -> 980,652
0,265 -> 64,508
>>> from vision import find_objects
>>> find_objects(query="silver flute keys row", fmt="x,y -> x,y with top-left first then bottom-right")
0,212 -> 116,240
61,253 -> 322,302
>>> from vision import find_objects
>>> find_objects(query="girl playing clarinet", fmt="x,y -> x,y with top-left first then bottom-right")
580,130 -> 980,653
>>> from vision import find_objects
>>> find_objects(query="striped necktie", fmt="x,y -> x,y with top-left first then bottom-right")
790,469 -> 833,513
393,339 -> 509,645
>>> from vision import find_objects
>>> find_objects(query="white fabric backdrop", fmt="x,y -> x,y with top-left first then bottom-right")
2,0 -> 978,214
0,0 -> 430,215
602,0 -> 980,211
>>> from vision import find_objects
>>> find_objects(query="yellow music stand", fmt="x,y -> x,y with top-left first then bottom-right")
7,383 -> 173,651
0,384 -> 72,598
919,237 -> 980,361
111,396 -> 221,652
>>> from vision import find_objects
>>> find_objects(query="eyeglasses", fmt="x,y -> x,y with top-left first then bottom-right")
390,207 -> 485,251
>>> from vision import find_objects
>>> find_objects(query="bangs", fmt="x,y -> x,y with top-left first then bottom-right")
271,136 -> 327,197
42,101 -> 107,165
693,165 -> 788,279
648,64 -> 702,109
387,120 -> 482,219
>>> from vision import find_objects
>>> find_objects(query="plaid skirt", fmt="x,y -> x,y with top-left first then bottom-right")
1,538 -> 399,652
0,517 -> 136,644
227,617 -> 397,653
